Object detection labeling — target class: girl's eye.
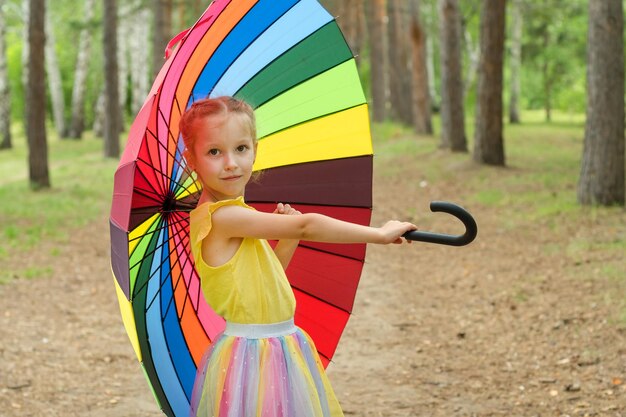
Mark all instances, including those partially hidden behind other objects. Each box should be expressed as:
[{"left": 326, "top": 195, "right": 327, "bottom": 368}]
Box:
[
  {"left": 208, "top": 149, "right": 219, "bottom": 156},
  {"left": 236, "top": 145, "right": 249, "bottom": 152}
]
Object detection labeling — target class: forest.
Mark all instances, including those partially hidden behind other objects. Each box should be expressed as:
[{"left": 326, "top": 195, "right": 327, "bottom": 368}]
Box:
[
  {"left": 0, "top": 0, "right": 623, "bottom": 205},
  {"left": 1, "top": 2, "right": 625, "bottom": 415}
]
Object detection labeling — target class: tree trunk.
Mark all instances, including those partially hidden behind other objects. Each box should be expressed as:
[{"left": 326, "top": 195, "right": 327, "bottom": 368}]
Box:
[
  {"left": 45, "top": 3, "right": 66, "bottom": 138},
  {"left": 27, "top": 0, "right": 50, "bottom": 188},
  {"left": 92, "top": 88, "right": 105, "bottom": 137},
  {"left": 508, "top": 0, "right": 522, "bottom": 124},
  {"left": 0, "top": 0, "right": 11, "bottom": 150},
  {"left": 117, "top": 2, "right": 129, "bottom": 115},
  {"left": 340, "top": 0, "right": 367, "bottom": 67},
  {"left": 368, "top": 0, "right": 387, "bottom": 122},
  {"left": 387, "top": 0, "right": 412, "bottom": 125},
  {"left": 152, "top": 0, "right": 172, "bottom": 78},
  {"left": 439, "top": 0, "right": 466, "bottom": 151},
  {"left": 68, "top": 0, "right": 96, "bottom": 139},
  {"left": 355, "top": 0, "right": 366, "bottom": 68},
  {"left": 337, "top": 0, "right": 353, "bottom": 42},
  {"left": 463, "top": 27, "right": 480, "bottom": 100},
  {"left": 104, "top": 0, "right": 121, "bottom": 158},
  {"left": 129, "top": 4, "right": 151, "bottom": 115},
  {"left": 426, "top": 28, "right": 438, "bottom": 110},
  {"left": 410, "top": 0, "right": 432, "bottom": 134},
  {"left": 473, "top": 0, "right": 505, "bottom": 165},
  {"left": 578, "top": 0, "right": 625, "bottom": 206},
  {"left": 21, "top": 0, "right": 29, "bottom": 114}
]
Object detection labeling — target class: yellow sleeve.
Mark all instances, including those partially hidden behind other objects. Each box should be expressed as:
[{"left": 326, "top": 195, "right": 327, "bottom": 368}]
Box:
[{"left": 189, "top": 196, "right": 253, "bottom": 253}]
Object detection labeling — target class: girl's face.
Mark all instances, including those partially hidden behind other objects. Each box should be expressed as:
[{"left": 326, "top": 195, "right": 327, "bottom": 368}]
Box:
[{"left": 186, "top": 113, "right": 257, "bottom": 201}]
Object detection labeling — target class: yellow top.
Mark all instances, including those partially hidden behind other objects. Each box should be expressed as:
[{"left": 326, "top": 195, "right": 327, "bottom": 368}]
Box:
[{"left": 189, "top": 197, "right": 296, "bottom": 324}]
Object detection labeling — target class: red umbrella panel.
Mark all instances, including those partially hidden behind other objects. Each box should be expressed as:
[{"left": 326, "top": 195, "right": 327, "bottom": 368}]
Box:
[{"left": 109, "top": 1, "right": 372, "bottom": 416}]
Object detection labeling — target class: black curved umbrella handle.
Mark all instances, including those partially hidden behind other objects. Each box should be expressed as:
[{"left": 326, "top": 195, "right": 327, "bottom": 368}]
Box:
[{"left": 402, "top": 201, "right": 477, "bottom": 246}]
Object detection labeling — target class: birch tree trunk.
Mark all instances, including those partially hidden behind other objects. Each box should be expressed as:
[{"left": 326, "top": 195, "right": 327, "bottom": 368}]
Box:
[
  {"left": 578, "top": 0, "right": 625, "bottom": 206},
  {"left": 45, "top": 2, "right": 66, "bottom": 138},
  {"left": 27, "top": 0, "right": 50, "bottom": 188},
  {"left": 0, "top": 0, "right": 11, "bottom": 150},
  {"left": 129, "top": 5, "right": 151, "bottom": 115},
  {"left": 368, "top": 0, "right": 387, "bottom": 122},
  {"left": 104, "top": 0, "right": 121, "bottom": 158},
  {"left": 463, "top": 30, "right": 480, "bottom": 99},
  {"left": 426, "top": 28, "right": 438, "bottom": 109},
  {"left": 92, "top": 89, "right": 105, "bottom": 137},
  {"left": 21, "top": 0, "right": 29, "bottom": 109},
  {"left": 508, "top": 0, "right": 522, "bottom": 124},
  {"left": 117, "top": 2, "right": 129, "bottom": 115},
  {"left": 473, "top": 0, "right": 505, "bottom": 165},
  {"left": 410, "top": 0, "right": 432, "bottom": 134},
  {"left": 438, "top": 0, "right": 466, "bottom": 151},
  {"left": 68, "top": 0, "right": 95, "bottom": 139}
]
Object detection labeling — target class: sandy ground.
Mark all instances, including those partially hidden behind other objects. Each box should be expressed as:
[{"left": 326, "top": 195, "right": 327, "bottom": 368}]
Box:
[{"left": 1, "top": 155, "right": 625, "bottom": 417}]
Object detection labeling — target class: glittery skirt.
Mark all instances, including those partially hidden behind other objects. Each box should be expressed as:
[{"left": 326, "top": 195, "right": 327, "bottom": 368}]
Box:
[{"left": 189, "top": 319, "right": 344, "bottom": 417}]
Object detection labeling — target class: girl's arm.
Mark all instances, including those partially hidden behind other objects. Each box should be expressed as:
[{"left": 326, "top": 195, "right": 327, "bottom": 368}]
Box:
[
  {"left": 272, "top": 203, "right": 301, "bottom": 270},
  {"left": 211, "top": 204, "right": 417, "bottom": 245}
]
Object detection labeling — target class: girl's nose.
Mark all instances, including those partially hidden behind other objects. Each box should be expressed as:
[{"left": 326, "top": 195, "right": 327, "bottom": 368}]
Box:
[{"left": 223, "top": 153, "right": 238, "bottom": 170}]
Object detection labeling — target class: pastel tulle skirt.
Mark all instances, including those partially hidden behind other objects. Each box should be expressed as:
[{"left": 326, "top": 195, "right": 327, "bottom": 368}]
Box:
[{"left": 189, "top": 319, "right": 344, "bottom": 417}]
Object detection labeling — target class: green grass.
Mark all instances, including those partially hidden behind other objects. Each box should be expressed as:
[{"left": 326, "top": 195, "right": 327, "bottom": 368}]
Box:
[{"left": 0, "top": 123, "right": 118, "bottom": 264}]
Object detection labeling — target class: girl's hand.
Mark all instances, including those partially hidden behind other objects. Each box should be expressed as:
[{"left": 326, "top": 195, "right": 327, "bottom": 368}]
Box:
[
  {"left": 273, "top": 202, "right": 301, "bottom": 216},
  {"left": 272, "top": 203, "right": 301, "bottom": 269},
  {"left": 379, "top": 220, "right": 417, "bottom": 244}
]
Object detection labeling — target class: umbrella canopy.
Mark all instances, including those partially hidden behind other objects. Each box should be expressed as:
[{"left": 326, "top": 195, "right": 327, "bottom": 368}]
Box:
[{"left": 109, "top": 1, "right": 372, "bottom": 416}]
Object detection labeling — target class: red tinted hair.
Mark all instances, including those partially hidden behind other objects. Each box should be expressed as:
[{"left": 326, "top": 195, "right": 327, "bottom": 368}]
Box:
[{"left": 179, "top": 96, "right": 256, "bottom": 151}]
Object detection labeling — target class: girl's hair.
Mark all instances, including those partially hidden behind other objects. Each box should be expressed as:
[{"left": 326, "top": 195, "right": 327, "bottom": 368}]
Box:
[{"left": 179, "top": 96, "right": 256, "bottom": 151}]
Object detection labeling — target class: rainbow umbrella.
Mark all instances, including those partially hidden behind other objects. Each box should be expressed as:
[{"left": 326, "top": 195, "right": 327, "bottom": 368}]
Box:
[{"left": 109, "top": 1, "right": 372, "bottom": 416}]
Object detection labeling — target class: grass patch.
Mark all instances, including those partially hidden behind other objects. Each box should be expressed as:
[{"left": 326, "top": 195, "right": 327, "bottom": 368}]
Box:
[{"left": 0, "top": 125, "right": 118, "bottom": 266}]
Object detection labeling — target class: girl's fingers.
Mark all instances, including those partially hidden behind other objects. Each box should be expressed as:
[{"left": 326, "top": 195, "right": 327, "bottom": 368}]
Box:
[{"left": 274, "top": 202, "right": 300, "bottom": 215}]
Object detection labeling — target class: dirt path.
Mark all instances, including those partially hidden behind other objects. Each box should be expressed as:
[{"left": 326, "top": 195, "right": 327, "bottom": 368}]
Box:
[{"left": 1, "top": 157, "right": 625, "bottom": 416}]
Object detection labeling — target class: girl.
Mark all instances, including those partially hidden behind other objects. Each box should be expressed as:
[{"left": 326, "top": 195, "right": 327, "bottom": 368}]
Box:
[{"left": 181, "top": 96, "right": 416, "bottom": 417}]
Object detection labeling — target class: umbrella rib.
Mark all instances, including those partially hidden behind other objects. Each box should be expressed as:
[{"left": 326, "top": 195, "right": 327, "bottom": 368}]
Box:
[
  {"left": 129, "top": 216, "right": 190, "bottom": 265},
  {"left": 137, "top": 148, "right": 198, "bottom": 203},
  {"left": 164, "top": 98, "right": 199, "bottom": 197},
  {"left": 133, "top": 186, "right": 168, "bottom": 206},
  {"left": 164, "top": 214, "right": 208, "bottom": 337},
  {"left": 134, "top": 213, "right": 191, "bottom": 297},
  {"left": 132, "top": 159, "right": 169, "bottom": 202},
  {"left": 140, "top": 222, "right": 201, "bottom": 346},
  {"left": 159, "top": 101, "right": 187, "bottom": 195},
  {"left": 161, "top": 219, "right": 199, "bottom": 324},
  {"left": 135, "top": 215, "right": 211, "bottom": 395},
  {"left": 136, "top": 217, "right": 192, "bottom": 309},
  {"left": 143, "top": 102, "right": 197, "bottom": 199}
]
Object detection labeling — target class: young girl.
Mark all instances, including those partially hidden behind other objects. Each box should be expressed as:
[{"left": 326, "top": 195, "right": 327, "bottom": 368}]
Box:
[{"left": 181, "top": 96, "right": 416, "bottom": 417}]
